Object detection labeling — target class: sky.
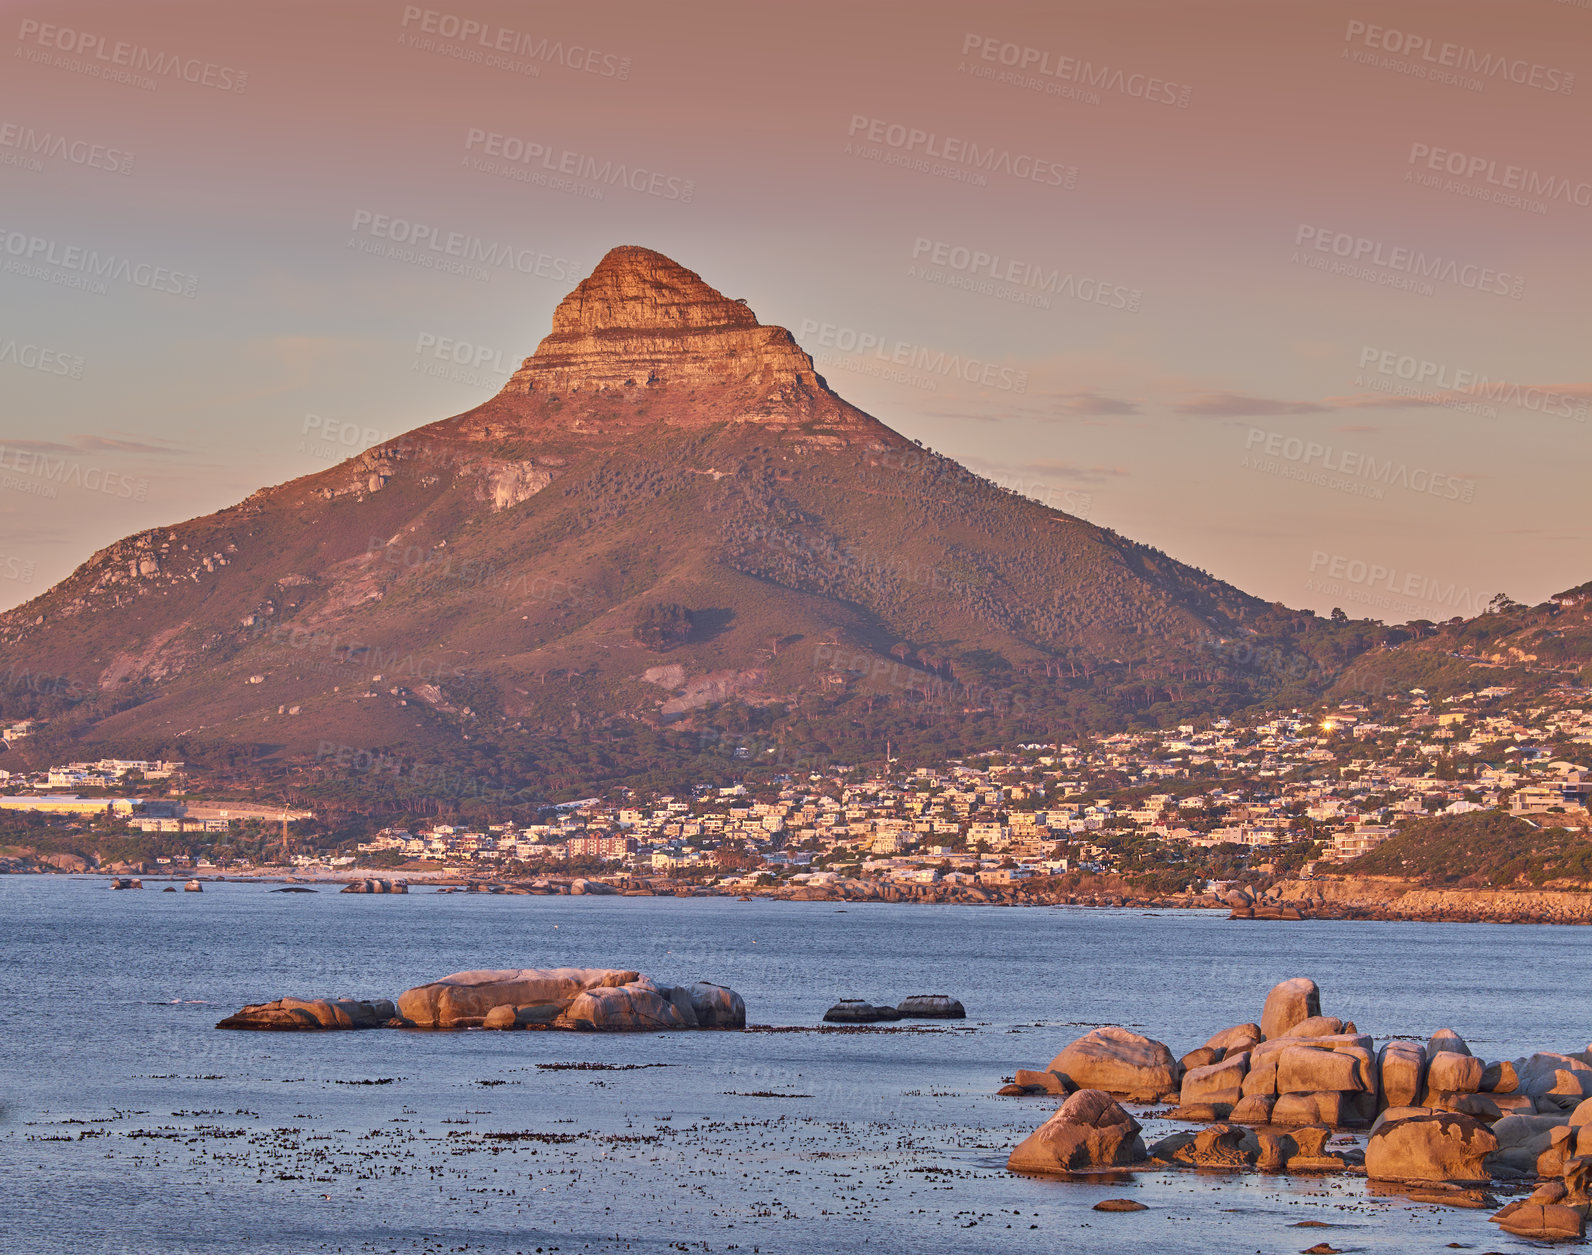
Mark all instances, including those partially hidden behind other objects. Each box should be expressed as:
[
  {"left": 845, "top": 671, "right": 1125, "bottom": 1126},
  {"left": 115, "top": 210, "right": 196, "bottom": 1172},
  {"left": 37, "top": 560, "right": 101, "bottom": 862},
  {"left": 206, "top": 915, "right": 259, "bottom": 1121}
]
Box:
[{"left": 1, "top": 0, "right": 1588, "bottom": 623}]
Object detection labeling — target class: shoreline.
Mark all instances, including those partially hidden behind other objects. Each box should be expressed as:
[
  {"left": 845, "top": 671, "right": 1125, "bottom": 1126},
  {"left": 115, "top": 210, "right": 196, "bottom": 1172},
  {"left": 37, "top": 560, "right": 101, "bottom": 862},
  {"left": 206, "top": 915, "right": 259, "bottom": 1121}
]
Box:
[{"left": 20, "top": 866, "right": 1592, "bottom": 925}]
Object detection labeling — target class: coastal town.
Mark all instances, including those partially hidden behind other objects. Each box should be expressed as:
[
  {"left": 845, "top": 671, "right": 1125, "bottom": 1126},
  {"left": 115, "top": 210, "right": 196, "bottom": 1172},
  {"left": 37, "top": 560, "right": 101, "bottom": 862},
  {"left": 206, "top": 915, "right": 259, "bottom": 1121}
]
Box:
[{"left": 3, "top": 682, "right": 1588, "bottom": 897}]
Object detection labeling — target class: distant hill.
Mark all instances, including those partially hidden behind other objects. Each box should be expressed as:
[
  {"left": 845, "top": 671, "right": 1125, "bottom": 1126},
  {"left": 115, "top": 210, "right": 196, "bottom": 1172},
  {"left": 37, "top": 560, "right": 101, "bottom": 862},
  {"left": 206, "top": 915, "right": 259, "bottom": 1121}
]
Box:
[
  {"left": 1345, "top": 810, "right": 1592, "bottom": 888},
  {"left": 1331, "top": 586, "right": 1592, "bottom": 703}
]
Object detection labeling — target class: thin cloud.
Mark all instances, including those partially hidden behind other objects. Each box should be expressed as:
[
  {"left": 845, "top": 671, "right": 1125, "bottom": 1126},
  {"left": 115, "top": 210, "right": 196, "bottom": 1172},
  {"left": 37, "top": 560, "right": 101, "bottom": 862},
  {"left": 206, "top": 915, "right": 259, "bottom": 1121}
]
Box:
[
  {"left": 1327, "top": 382, "right": 1592, "bottom": 417},
  {"left": 966, "top": 456, "right": 1129, "bottom": 485},
  {"left": 1175, "top": 391, "right": 1330, "bottom": 417},
  {"left": 0, "top": 433, "right": 187, "bottom": 456},
  {"left": 924, "top": 388, "right": 1140, "bottom": 424},
  {"left": 1052, "top": 390, "right": 1139, "bottom": 416}
]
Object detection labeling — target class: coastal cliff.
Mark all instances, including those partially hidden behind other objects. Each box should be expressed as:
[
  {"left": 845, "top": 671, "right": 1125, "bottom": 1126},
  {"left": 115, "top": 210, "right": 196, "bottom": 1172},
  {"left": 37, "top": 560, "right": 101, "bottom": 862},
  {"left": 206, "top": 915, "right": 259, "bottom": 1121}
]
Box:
[{"left": 1266, "top": 876, "right": 1592, "bottom": 925}]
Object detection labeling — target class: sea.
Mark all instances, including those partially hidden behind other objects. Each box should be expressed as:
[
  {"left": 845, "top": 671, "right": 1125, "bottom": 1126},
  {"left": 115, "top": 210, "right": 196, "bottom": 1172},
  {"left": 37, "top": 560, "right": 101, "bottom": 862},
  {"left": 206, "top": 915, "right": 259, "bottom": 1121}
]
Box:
[{"left": 1, "top": 874, "right": 1587, "bottom": 1254}]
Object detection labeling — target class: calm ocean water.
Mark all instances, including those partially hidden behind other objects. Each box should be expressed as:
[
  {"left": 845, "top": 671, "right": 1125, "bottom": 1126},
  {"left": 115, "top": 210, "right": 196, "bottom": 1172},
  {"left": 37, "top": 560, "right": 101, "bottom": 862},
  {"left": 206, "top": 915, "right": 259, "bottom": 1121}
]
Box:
[{"left": 2, "top": 875, "right": 1587, "bottom": 1253}]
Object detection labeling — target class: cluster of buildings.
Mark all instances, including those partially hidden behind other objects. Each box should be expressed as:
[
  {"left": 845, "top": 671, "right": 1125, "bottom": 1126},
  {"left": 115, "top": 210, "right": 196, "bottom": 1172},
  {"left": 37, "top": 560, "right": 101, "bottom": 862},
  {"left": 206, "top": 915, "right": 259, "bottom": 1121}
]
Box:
[
  {"left": 0, "top": 757, "right": 183, "bottom": 790},
  {"left": 0, "top": 758, "right": 191, "bottom": 822},
  {"left": 350, "top": 683, "right": 1592, "bottom": 884},
  {"left": 4, "top": 681, "right": 1588, "bottom": 885},
  {"left": 0, "top": 757, "right": 312, "bottom": 832}
]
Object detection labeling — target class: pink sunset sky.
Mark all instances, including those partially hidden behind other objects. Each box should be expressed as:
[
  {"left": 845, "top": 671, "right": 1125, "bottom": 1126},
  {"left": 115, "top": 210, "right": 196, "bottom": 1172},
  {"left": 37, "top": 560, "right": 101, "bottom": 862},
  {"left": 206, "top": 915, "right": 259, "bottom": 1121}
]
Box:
[{"left": 1, "top": 0, "right": 1588, "bottom": 621}]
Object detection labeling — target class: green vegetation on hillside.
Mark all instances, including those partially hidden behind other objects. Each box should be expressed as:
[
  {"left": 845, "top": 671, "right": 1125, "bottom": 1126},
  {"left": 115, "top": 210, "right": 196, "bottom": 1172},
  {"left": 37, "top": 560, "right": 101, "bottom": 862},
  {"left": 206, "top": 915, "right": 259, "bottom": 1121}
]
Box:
[{"left": 1345, "top": 810, "right": 1592, "bottom": 888}]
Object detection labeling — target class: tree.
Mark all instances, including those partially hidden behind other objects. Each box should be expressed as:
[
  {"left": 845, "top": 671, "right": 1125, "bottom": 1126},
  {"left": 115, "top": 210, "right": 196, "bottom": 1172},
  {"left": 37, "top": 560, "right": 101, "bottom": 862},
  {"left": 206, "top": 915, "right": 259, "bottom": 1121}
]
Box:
[
  {"left": 1330, "top": 607, "right": 1348, "bottom": 623},
  {"left": 633, "top": 602, "right": 694, "bottom": 651}
]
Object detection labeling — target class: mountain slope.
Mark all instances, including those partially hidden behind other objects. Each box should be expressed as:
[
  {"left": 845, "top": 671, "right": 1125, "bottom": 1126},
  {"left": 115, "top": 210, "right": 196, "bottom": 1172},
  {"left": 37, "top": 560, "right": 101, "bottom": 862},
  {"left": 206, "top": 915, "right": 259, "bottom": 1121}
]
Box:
[
  {"left": 1331, "top": 584, "right": 1592, "bottom": 702},
  {"left": 0, "top": 246, "right": 1338, "bottom": 782}
]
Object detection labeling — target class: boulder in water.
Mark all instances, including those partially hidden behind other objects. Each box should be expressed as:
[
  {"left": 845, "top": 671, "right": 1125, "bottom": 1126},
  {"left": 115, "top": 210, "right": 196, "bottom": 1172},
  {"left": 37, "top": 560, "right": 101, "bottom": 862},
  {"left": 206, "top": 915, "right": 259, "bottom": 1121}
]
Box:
[
  {"left": 1178, "top": 1052, "right": 1249, "bottom": 1115},
  {"left": 1379, "top": 1040, "right": 1428, "bottom": 1108},
  {"left": 558, "top": 981, "right": 694, "bottom": 1031},
  {"left": 482, "top": 1004, "right": 518, "bottom": 1029},
  {"left": 1177, "top": 1123, "right": 1260, "bottom": 1170},
  {"left": 1014, "top": 1069, "right": 1072, "bottom": 1095},
  {"left": 1273, "top": 1091, "right": 1350, "bottom": 1127},
  {"left": 1513, "top": 1053, "right": 1592, "bottom": 1108},
  {"left": 1277, "top": 1045, "right": 1365, "bottom": 1095},
  {"left": 225, "top": 967, "right": 743, "bottom": 1034},
  {"left": 1428, "top": 1051, "right": 1485, "bottom": 1096},
  {"left": 1366, "top": 1111, "right": 1498, "bottom": 1184},
  {"left": 1229, "top": 1092, "right": 1276, "bottom": 1124},
  {"left": 1006, "top": 1089, "right": 1147, "bottom": 1173},
  {"left": 1046, "top": 1027, "right": 1181, "bottom": 1102},
  {"left": 689, "top": 981, "right": 746, "bottom": 1029},
  {"left": 1260, "top": 978, "right": 1320, "bottom": 1040}
]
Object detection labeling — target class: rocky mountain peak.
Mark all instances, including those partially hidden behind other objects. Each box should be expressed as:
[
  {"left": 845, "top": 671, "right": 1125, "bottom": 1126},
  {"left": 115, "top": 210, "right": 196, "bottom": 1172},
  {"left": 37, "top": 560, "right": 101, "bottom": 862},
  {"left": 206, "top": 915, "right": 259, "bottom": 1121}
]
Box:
[
  {"left": 549, "top": 245, "right": 759, "bottom": 335},
  {"left": 503, "top": 246, "right": 833, "bottom": 408}
]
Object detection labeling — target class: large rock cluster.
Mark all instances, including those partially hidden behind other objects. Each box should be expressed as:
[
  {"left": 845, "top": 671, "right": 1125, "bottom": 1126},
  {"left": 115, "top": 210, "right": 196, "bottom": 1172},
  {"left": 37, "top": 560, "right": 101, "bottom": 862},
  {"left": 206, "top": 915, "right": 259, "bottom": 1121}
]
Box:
[
  {"left": 217, "top": 967, "right": 745, "bottom": 1033},
  {"left": 1004, "top": 976, "right": 1592, "bottom": 1240}
]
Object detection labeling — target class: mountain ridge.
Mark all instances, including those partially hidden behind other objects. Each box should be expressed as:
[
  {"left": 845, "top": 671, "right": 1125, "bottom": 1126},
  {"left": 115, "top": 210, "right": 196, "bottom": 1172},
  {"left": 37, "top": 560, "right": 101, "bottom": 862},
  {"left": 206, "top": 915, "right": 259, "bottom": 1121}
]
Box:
[{"left": 0, "top": 246, "right": 1390, "bottom": 788}]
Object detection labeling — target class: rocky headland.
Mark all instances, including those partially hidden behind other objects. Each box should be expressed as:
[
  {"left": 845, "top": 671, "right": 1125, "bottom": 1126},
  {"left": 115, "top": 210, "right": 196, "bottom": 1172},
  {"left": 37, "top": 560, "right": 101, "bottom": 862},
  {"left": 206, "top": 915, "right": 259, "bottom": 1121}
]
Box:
[
  {"left": 32, "top": 862, "right": 1592, "bottom": 926},
  {"left": 1261, "top": 875, "right": 1592, "bottom": 924},
  {"left": 414, "top": 871, "right": 1592, "bottom": 925}
]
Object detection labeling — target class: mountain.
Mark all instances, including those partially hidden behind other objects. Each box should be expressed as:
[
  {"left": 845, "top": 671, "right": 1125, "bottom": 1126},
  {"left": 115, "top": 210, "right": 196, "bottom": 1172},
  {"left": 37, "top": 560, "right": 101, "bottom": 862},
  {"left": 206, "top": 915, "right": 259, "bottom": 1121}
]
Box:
[{"left": 0, "top": 246, "right": 1349, "bottom": 795}]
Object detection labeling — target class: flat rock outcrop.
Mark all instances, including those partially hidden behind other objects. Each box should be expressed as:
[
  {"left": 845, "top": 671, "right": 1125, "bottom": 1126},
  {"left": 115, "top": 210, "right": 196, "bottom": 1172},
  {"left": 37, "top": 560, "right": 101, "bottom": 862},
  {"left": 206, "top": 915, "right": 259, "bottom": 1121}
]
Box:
[
  {"left": 823, "top": 1000, "right": 901, "bottom": 1023},
  {"left": 1491, "top": 1199, "right": 1586, "bottom": 1241},
  {"left": 217, "top": 996, "right": 395, "bottom": 1031},
  {"left": 897, "top": 994, "right": 965, "bottom": 1019}
]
